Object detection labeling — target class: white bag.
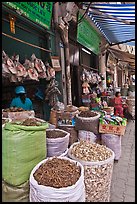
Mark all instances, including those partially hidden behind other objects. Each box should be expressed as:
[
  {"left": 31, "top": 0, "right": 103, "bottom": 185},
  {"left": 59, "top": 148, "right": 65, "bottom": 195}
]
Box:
[
  {"left": 60, "top": 148, "right": 68, "bottom": 157},
  {"left": 78, "top": 130, "right": 96, "bottom": 143},
  {"left": 68, "top": 142, "right": 115, "bottom": 202},
  {"left": 101, "top": 134, "right": 121, "bottom": 160},
  {"left": 29, "top": 157, "right": 85, "bottom": 202},
  {"left": 46, "top": 129, "right": 70, "bottom": 157}
]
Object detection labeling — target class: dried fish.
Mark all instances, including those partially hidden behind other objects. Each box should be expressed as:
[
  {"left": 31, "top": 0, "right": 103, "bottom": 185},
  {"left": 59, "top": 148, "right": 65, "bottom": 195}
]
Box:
[
  {"left": 28, "top": 68, "right": 39, "bottom": 81},
  {"left": 38, "top": 71, "right": 47, "bottom": 79},
  {"left": 12, "top": 55, "right": 28, "bottom": 77},
  {"left": 9, "top": 75, "right": 18, "bottom": 82},
  {"left": 31, "top": 54, "right": 46, "bottom": 73}
]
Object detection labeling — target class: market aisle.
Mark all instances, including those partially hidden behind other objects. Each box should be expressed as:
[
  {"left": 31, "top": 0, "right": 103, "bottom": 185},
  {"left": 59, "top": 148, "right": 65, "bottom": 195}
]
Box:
[{"left": 110, "top": 120, "right": 135, "bottom": 202}]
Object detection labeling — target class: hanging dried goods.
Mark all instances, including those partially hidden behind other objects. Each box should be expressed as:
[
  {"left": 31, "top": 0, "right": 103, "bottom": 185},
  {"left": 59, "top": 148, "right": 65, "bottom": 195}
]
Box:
[{"left": 2, "top": 51, "right": 55, "bottom": 82}]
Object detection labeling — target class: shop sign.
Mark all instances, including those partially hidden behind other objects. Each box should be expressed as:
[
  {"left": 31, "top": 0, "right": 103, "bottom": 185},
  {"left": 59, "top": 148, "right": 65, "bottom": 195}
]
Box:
[
  {"left": 3, "top": 2, "right": 53, "bottom": 30},
  {"left": 51, "top": 56, "right": 61, "bottom": 71},
  {"left": 77, "top": 12, "right": 101, "bottom": 55}
]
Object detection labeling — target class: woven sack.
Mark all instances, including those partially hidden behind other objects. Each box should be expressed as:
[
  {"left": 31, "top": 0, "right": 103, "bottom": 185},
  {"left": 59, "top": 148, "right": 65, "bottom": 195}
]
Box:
[
  {"left": 2, "top": 121, "right": 49, "bottom": 186},
  {"left": 75, "top": 112, "right": 100, "bottom": 134},
  {"left": 2, "top": 180, "right": 29, "bottom": 202}
]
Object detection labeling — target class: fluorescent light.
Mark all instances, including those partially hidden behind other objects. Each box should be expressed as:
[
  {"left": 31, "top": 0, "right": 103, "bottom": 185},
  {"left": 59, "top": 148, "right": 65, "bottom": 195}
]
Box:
[{"left": 82, "top": 48, "right": 91, "bottom": 55}]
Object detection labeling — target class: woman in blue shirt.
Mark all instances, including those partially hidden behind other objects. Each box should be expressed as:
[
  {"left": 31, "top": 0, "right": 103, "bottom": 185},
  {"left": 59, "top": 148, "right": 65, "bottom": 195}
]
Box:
[{"left": 10, "top": 86, "right": 33, "bottom": 111}]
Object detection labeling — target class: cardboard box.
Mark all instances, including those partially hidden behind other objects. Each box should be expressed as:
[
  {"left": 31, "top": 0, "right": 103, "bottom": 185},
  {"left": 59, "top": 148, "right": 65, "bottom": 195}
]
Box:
[{"left": 99, "top": 123, "right": 126, "bottom": 136}]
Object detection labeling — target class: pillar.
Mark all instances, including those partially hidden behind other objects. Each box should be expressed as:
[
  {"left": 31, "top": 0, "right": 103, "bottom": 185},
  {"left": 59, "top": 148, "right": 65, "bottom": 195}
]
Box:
[{"left": 99, "top": 53, "right": 106, "bottom": 89}]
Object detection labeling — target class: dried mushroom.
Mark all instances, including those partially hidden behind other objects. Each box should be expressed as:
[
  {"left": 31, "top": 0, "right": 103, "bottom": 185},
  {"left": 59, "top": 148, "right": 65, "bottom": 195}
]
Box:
[
  {"left": 70, "top": 141, "right": 114, "bottom": 202},
  {"left": 71, "top": 141, "right": 112, "bottom": 162}
]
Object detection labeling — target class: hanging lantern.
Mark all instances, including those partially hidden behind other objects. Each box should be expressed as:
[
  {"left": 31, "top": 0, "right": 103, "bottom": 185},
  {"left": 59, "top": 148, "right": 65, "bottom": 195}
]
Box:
[{"left": 9, "top": 15, "right": 16, "bottom": 34}]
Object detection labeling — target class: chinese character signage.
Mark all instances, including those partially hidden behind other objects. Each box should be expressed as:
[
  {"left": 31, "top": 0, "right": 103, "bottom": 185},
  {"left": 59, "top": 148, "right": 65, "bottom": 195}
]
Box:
[
  {"left": 77, "top": 12, "right": 101, "bottom": 55},
  {"left": 3, "top": 2, "right": 53, "bottom": 30}
]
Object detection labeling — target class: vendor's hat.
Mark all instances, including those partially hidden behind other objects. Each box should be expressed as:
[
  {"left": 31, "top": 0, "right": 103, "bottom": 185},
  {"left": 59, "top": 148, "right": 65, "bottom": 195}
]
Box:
[{"left": 15, "top": 86, "right": 26, "bottom": 94}]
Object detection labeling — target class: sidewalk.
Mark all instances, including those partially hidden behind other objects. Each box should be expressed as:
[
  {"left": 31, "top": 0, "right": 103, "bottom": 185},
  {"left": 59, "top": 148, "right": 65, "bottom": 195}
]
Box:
[{"left": 110, "top": 120, "right": 135, "bottom": 202}]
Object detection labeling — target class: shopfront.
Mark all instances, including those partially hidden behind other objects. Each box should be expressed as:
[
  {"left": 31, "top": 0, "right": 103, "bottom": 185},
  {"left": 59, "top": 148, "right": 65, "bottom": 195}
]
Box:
[
  {"left": 2, "top": 2, "right": 62, "bottom": 120},
  {"left": 69, "top": 12, "right": 101, "bottom": 107}
]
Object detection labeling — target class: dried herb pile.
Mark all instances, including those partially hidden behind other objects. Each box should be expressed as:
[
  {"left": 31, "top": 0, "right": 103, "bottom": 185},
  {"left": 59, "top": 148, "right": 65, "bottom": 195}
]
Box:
[
  {"left": 33, "top": 157, "right": 81, "bottom": 188},
  {"left": 46, "top": 130, "right": 66, "bottom": 139},
  {"left": 79, "top": 111, "right": 98, "bottom": 118},
  {"left": 20, "top": 118, "right": 44, "bottom": 126}
]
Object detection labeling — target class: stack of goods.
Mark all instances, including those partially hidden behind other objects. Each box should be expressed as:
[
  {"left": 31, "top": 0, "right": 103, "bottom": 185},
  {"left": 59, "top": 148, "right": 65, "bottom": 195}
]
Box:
[
  {"left": 29, "top": 157, "right": 85, "bottom": 202},
  {"left": 126, "top": 97, "right": 135, "bottom": 119},
  {"left": 46, "top": 129, "right": 70, "bottom": 157},
  {"left": 99, "top": 115, "right": 127, "bottom": 136},
  {"left": 75, "top": 110, "right": 100, "bottom": 135},
  {"left": 2, "top": 107, "right": 35, "bottom": 121},
  {"left": 2, "top": 118, "right": 49, "bottom": 202},
  {"left": 68, "top": 141, "right": 115, "bottom": 202},
  {"left": 57, "top": 105, "right": 79, "bottom": 126},
  {"left": 50, "top": 105, "right": 79, "bottom": 146},
  {"left": 49, "top": 104, "right": 78, "bottom": 126}
]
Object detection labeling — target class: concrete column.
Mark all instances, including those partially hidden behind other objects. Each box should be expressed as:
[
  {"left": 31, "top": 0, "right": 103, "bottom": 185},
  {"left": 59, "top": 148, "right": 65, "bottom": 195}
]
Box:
[
  {"left": 99, "top": 53, "right": 106, "bottom": 89},
  {"left": 114, "top": 65, "right": 118, "bottom": 87}
]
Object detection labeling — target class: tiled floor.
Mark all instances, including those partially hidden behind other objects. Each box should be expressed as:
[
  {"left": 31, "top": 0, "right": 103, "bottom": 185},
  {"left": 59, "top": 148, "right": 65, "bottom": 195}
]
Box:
[{"left": 110, "top": 120, "right": 135, "bottom": 202}]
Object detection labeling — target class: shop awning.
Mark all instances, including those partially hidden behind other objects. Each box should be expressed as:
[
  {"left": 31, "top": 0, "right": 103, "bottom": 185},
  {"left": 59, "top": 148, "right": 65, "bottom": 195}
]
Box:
[
  {"left": 83, "top": 3, "right": 135, "bottom": 46},
  {"left": 108, "top": 47, "right": 135, "bottom": 69}
]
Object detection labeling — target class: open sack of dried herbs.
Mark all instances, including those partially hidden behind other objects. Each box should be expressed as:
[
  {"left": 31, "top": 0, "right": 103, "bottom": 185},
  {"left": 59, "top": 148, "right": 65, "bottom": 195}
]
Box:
[{"left": 29, "top": 157, "right": 85, "bottom": 202}]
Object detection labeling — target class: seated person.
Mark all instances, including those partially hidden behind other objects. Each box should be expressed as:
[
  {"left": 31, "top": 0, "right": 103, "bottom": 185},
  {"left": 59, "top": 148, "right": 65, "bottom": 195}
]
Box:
[
  {"left": 10, "top": 86, "right": 33, "bottom": 111},
  {"left": 114, "top": 92, "right": 125, "bottom": 117}
]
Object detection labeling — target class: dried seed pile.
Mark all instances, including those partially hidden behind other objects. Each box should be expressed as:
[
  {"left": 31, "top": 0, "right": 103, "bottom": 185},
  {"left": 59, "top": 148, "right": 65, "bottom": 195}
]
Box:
[
  {"left": 3, "top": 107, "right": 24, "bottom": 112},
  {"left": 33, "top": 157, "right": 81, "bottom": 188},
  {"left": 70, "top": 141, "right": 114, "bottom": 202},
  {"left": 20, "top": 118, "right": 44, "bottom": 126},
  {"left": 78, "top": 111, "right": 98, "bottom": 118},
  {"left": 71, "top": 141, "right": 112, "bottom": 162},
  {"left": 46, "top": 130, "right": 66, "bottom": 138}
]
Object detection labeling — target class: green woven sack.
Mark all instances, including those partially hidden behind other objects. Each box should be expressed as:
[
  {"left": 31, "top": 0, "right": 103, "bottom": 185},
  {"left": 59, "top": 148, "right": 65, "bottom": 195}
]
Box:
[
  {"left": 2, "top": 122, "right": 49, "bottom": 186},
  {"left": 2, "top": 180, "right": 29, "bottom": 202}
]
